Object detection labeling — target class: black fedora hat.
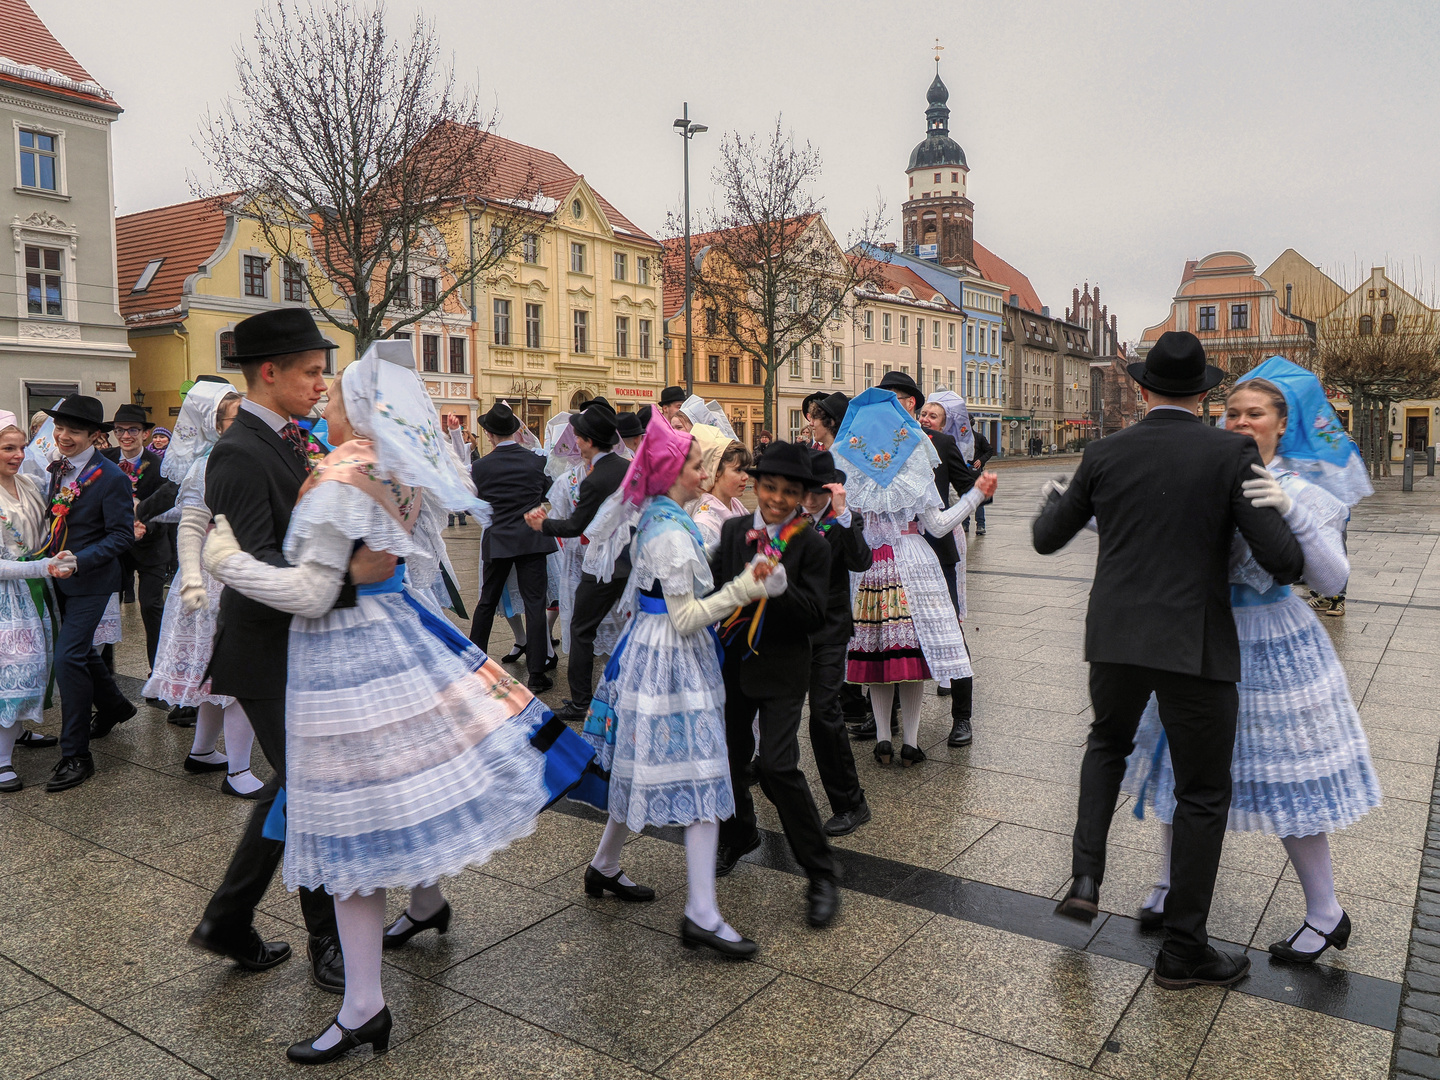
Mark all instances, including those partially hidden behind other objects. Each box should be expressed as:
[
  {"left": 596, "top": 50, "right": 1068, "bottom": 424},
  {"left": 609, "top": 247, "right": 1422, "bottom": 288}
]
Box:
[
  {"left": 801, "top": 391, "right": 827, "bottom": 418},
  {"left": 746, "top": 440, "right": 824, "bottom": 491},
  {"left": 1128, "top": 331, "right": 1225, "bottom": 396},
  {"left": 658, "top": 385, "right": 686, "bottom": 407},
  {"left": 877, "top": 369, "right": 923, "bottom": 404},
  {"left": 479, "top": 400, "right": 521, "bottom": 437},
  {"left": 808, "top": 448, "right": 846, "bottom": 486},
  {"left": 110, "top": 403, "right": 154, "bottom": 429},
  {"left": 571, "top": 400, "right": 618, "bottom": 447},
  {"left": 815, "top": 391, "right": 850, "bottom": 427},
  {"left": 46, "top": 395, "right": 111, "bottom": 432},
  {"left": 636, "top": 404, "right": 653, "bottom": 431},
  {"left": 616, "top": 411, "right": 644, "bottom": 440},
  {"left": 230, "top": 308, "right": 337, "bottom": 363}
]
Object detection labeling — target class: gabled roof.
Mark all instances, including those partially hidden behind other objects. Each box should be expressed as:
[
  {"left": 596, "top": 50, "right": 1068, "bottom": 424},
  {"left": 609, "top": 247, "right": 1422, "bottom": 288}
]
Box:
[
  {"left": 0, "top": 0, "right": 117, "bottom": 110},
  {"left": 972, "top": 242, "right": 1043, "bottom": 313},
  {"left": 851, "top": 256, "right": 960, "bottom": 312},
  {"left": 116, "top": 197, "right": 230, "bottom": 327},
  {"left": 660, "top": 214, "right": 824, "bottom": 319}
]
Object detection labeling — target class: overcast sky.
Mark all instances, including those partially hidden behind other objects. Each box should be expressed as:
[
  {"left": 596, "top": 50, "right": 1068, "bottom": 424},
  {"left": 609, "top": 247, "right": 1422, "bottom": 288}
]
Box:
[{"left": 34, "top": 0, "right": 1440, "bottom": 343}]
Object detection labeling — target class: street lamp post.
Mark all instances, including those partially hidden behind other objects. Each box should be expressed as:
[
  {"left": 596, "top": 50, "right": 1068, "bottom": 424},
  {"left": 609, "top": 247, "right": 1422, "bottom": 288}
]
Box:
[{"left": 673, "top": 105, "right": 708, "bottom": 395}]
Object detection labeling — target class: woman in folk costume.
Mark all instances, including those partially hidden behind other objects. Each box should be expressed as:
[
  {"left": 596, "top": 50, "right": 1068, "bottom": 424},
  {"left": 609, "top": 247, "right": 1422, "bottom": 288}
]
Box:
[
  {"left": 833, "top": 388, "right": 998, "bottom": 767},
  {"left": 140, "top": 379, "right": 262, "bottom": 797},
  {"left": 202, "top": 343, "right": 551, "bottom": 1064},
  {"left": 685, "top": 422, "right": 751, "bottom": 557},
  {"left": 1122, "top": 358, "right": 1380, "bottom": 964},
  {"left": 578, "top": 417, "right": 773, "bottom": 957},
  {"left": 0, "top": 418, "right": 76, "bottom": 792},
  {"left": 543, "top": 411, "right": 588, "bottom": 654}
]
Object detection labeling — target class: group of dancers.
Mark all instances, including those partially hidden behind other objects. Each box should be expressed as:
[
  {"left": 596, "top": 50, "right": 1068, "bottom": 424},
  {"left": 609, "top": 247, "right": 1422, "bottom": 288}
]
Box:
[{"left": 0, "top": 306, "right": 1385, "bottom": 1061}]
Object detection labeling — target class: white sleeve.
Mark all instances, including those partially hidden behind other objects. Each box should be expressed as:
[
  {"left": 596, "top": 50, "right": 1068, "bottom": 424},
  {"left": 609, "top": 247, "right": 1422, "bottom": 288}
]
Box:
[
  {"left": 920, "top": 487, "right": 984, "bottom": 538},
  {"left": 209, "top": 526, "right": 352, "bottom": 619},
  {"left": 663, "top": 569, "right": 768, "bottom": 637},
  {"left": 1284, "top": 499, "right": 1350, "bottom": 598}
]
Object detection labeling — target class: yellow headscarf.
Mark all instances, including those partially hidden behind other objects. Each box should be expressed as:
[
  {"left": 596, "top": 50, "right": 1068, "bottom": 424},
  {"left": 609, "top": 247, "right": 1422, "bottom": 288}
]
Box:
[{"left": 689, "top": 422, "right": 734, "bottom": 494}]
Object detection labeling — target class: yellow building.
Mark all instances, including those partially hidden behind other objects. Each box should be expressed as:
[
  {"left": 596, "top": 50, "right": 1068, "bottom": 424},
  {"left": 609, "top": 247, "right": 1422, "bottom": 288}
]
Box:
[{"left": 118, "top": 197, "right": 356, "bottom": 419}]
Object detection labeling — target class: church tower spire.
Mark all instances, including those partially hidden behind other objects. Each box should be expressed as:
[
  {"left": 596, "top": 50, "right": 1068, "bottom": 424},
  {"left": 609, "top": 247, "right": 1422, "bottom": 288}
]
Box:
[{"left": 902, "top": 52, "right": 975, "bottom": 271}]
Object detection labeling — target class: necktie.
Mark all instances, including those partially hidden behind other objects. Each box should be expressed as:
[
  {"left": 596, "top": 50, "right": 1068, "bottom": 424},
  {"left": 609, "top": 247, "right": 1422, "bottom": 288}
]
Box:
[
  {"left": 279, "top": 422, "right": 313, "bottom": 473},
  {"left": 46, "top": 459, "right": 71, "bottom": 503}
]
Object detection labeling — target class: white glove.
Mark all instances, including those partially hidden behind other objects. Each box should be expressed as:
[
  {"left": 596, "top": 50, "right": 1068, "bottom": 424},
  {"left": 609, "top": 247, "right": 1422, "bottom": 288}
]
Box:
[
  {"left": 180, "top": 582, "right": 209, "bottom": 613},
  {"left": 1241, "top": 464, "right": 1293, "bottom": 516},
  {"left": 202, "top": 514, "right": 243, "bottom": 577},
  {"left": 665, "top": 567, "right": 769, "bottom": 636},
  {"left": 751, "top": 552, "right": 788, "bottom": 597},
  {"left": 1040, "top": 476, "right": 1069, "bottom": 506},
  {"left": 51, "top": 552, "right": 78, "bottom": 575}
]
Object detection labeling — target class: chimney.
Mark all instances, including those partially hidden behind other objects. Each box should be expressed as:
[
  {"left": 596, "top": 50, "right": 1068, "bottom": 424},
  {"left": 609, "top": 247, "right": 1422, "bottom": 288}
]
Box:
[
  {"left": 1285, "top": 283, "right": 1293, "bottom": 314},
  {"left": 879, "top": 242, "right": 897, "bottom": 252}
]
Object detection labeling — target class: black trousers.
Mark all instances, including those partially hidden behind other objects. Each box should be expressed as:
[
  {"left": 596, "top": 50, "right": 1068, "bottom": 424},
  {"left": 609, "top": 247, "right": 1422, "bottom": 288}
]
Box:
[
  {"left": 808, "top": 641, "right": 864, "bottom": 815},
  {"left": 565, "top": 572, "right": 629, "bottom": 707},
  {"left": 470, "top": 553, "right": 550, "bottom": 677},
  {"left": 122, "top": 551, "right": 166, "bottom": 670},
  {"left": 54, "top": 590, "right": 131, "bottom": 759},
  {"left": 1076, "top": 662, "right": 1239, "bottom": 959},
  {"left": 720, "top": 672, "right": 836, "bottom": 881},
  {"left": 202, "top": 696, "right": 337, "bottom": 942},
  {"left": 939, "top": 561, "right": 974, "bottom": 722}
]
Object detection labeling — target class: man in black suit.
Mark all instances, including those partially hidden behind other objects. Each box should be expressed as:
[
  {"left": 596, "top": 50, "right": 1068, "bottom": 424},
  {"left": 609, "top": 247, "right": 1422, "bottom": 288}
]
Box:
[
  {"left": 1034, "top": 331, "right": 1305, "bottom": 991},
  {"left": 103, "top": 403, "right": 171, "bottom": 671},
  {"left": 711, "top": 442, "right": 839, "bottom": 928},
  {"left": 190, "top": 309, "right": 390, "bottom": 989},
  {"left": 525, "top": 400, "right": 631, "bottom": 721},
  {"left": 470, "top": 401, "right": 557, "bottom": 692},
  {"left": 656, "top": 385, "right": 686, "bottom": 425},
  {"left": 802, "top": 449, "right": 872, "bottom": 837},
  {"left": 41, "top": 396, "right": 138, "bottom": 792}
]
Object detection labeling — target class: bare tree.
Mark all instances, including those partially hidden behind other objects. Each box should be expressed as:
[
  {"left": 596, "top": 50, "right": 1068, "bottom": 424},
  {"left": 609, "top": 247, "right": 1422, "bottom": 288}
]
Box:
[
  {"left": 194, "top": 0, "right": 542, "bottom": 351},
  {"left": 1320, "top": 322, "right": 1440, "bottom": 478},
  {"left": 669, "top": 121, "right": 886, "bottom": 434}
]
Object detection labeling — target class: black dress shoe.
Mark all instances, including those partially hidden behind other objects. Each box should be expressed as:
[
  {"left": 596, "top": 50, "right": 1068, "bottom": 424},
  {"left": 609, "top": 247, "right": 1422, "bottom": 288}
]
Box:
[
  {"left": 15, "top": 729, "right": 57, "bottom": 748},
  {"left": 189, "top": 920, "right": 292, "bottom": 970},
  {"left": 499, "top": 644, "right": 526, "bottom": 664},
  {"left": 680, "top": 916, "right": 758, "bottom": 958},
  {"left": 1137, "top": 905, "right": 1165, "bottom": 932},
  {"left": 167, "top": 705, "right": 198, "bottom": 727},
  {"left": 526, "top": 673, "right": 554, "bottom": 693},
  {"left": 45, "top": 755, "right": 94, "bottom": 792},
  {"left": 1055, "top": 875, "right": 1099, "bottom": 922},
  {"left": 1154, "top": 945, "right": 1250, "bottom": 990},
  {"left": 936, "top": 684, "right": 951, "bottom": 697},
  {"left": 1268, "top": 911, "right": 1350, "bottom": 963},
  {"left": 848, "top": 716, "right": 878, "bottom": 741},
  {"left": 183, "top": 754, "right": 228, "bottom": 774},
  {"left": 543, "top": 652, "right": 558, "bottom": 671},
  {"left": 806, "top": 877, "right": 841, "bottom": 928},
  {"left": 584, "top": 865, "right": 656, "bottom": 902},
  {"left": 286, "top": 1006, "right": 392, "bottom": 1064},
  {"left": 947, "top": 717, "right": 973, "bottom": 747},
  {"left": 383, "top": 901, "right": 453, "bottom": 948},
  {"left": 743, "top": 757, "right": 761, "bottom": 787},
  {"left": 823, "top": 800, "right": 872, "bottom": 837},
  {"left": 309, "top": 934, "right": 345, "bottom": 994},
  {"left": 90, "top": 699, "right": 137, "bottom": 739},
  {"left": 716, "top": 833, "right": 762, "bottom": 877},
  {"left": 552, "top": 700, "right": 589, "bottom": 723}
]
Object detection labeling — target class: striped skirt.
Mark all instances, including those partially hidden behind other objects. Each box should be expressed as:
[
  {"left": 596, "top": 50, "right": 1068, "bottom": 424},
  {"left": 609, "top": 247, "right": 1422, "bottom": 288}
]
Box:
[{"left": 846, "top": 544, "right": 931, "bottom": 683}]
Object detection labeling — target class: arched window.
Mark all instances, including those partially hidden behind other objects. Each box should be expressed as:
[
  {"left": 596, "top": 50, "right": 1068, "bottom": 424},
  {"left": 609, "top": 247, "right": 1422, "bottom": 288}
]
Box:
[
  {"left": 569, "top": 389, "right": 592, "bottom": 410},
  {"left": 1359, "top": 314, "right": 1374, "bottom": 336},
  {"left": 1380, "top": 312, "right": 1397, "bottom": 334}
]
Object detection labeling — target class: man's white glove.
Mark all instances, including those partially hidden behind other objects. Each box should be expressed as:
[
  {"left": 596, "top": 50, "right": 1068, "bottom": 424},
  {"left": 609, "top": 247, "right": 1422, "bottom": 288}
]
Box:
[
  {"left": 202, "top": 514, "right": 243, "bottom": 577},
  {"left": 1241, "top": 464, "right": 1293, "bottom": 516},
  {"left": 751, "top": 552, "right": 788, "bottom": 597},
  {"left": 1039, "top": 476, "right": 1069, "bottom": 513}
]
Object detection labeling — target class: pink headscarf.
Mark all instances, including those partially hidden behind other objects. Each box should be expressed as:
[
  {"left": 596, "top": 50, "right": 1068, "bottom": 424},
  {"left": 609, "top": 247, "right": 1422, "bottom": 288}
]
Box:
[{"left": 620, "top": 413, "right": 693, "bottom": 505}]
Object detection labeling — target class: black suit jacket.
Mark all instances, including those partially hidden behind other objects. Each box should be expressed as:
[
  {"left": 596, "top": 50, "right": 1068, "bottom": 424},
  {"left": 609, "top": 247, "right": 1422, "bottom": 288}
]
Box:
[
  {"left": 923, "top": 429, "right": 969, "bottom": 566},
  {"left": 1032, "top": 409, "right": 1305, "bottom": 682},
  {"left": 470, "top": 443, "right": 557, "bottom": 561},
  {"left": 540, "top": 451, "right": 631, "bottom": 577},
  {"left": 811, "top": 511, "right": 872, "bottom": 645},
  {"left": 103, "top": 447, "right": 174, "bottom": 568},
  {"left": 710, "top": 513, "right": 831, "bottom": 695},
  {"left": 52, "top": 453, "right": 134, "bottom": 597}
]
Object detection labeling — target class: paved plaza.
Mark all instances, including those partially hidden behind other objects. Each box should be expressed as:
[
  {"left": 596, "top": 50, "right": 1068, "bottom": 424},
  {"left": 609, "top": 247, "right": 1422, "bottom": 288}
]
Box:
[{"left": 1, "top": 458, "right": 1437, "bottom": 1079}]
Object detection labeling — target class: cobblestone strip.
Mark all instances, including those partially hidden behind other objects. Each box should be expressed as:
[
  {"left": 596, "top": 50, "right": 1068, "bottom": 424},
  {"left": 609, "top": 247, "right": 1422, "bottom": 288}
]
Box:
[{"left": 1391, "top": 741, "right": 1440, "bottom": 1079}]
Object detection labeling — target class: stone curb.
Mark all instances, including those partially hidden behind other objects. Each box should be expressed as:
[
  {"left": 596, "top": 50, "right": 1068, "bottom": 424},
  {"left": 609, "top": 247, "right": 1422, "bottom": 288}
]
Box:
[{"left": 1392, "top": 737, "right": 1440, "bottom": 1079}]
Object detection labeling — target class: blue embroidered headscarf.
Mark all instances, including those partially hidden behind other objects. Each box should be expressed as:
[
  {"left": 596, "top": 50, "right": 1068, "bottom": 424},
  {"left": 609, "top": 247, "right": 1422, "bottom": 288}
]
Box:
[{"left": 832, "top": 387, "right": 927, "bottom": 489}]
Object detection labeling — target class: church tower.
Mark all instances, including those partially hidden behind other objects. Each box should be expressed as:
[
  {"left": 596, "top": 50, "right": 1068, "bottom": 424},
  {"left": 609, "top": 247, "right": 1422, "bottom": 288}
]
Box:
[{"left": 902, "top": 59, "right": 976, "bottom": 272}]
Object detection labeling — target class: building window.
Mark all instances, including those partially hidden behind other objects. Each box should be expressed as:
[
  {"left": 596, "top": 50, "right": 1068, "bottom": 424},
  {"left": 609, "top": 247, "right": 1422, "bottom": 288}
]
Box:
[
  {"left": 522, "top": 233, "right": 539, "bottom": 263},
  {"left": 832, "top": 345, "right": 843, "bottom": 381},
  {"left": 948, "top": 368, "right": 955, "bottom": 387},
  {"left": 573, "top": 310, "right": 589, "bottom": 352},
  {"left": 900, "top": 315, "right": 909, "bottom": 345},
  {"left": 882, "top": 312, "right": 892, "bottom": 342},
  {"left": 965, "top": 322, "right": 974, "bottom": 352},
  {"left": 933, "top": 321, "right": 941, "bottom": 349},
  {"left": 729, "top": 356, "right": 740, "bottom": 384},
  {"left": 966, "top": 368, "right": 975, "bottom": 398},
  {"left": 727, "top": 311, "right": 738, "bottom": 335},
  {"left": 449, "top": 337, "right": 466, "bottom": 374},
  {"left": 525, "top": 303, "right": 542, "bottom": 348},
  {"left": 1359, "top": 314, "right": 1374, "bottom": 336},
  {"left": 705, "top": 309, "right": 718, "bottom": 334},
  {"left": 933, "top": 172, "right": 941, "bottom": 183},
  {"left": 948, "top": 322, "right": 956, "bottom": 349},
  {"left": 638, "top": 318, "right": 652, "bottom": 359},
  {"left": 488, "top": 225, "right": 506, "bottom": 254},
  {"left": 421, "top": 334, "right": 440, "bottom": 372},
  {"left": 951, "top": 171, "right": 959, "bottom": 183},
  {"left": 219, "top": 330, "right": 239, "bottom": 371},
  {"left": 613, "top": 252, "right": 627, "bottom": 281},
  {"left": 752, "top": 358, "right": 764, "bottom": 384},
  {"left": 708, "top": 355, "right": 720, "bottom": 382},
  {"left": 570, "top": 242, "right": 586, "bottom": 273},
  {"left": 420, "top": 276, "right": 438, "bottom": 306},
  {"left": 24, "top": 246, "right": 63, "bottom": 317},
  {"left": 1381, "top": 312, "right": 1397, "bottom": 334},
  {"left": 615, "top": 315, "right": 629, "bottom": 358},
  {"left": 788, "top": 409, "right": 804, "bottom": 443},
  {"left": 493, "top": 298, "right": 512, "bottom": 345},
  {"left": 787, "top": 346, "right": 800, "bottom": 378},
  {"left": 864, "top": 362, "right": 875, "bottom": 389},
  {"left": 863, "top": 310, "right": 873, "bottom": 340},
  {"left": 17, "top": 129, "right": 58, "bottom": 191},
  {"left": 1230, "top": 303, "right": 1248, "bottom": 330},
  {"left": 991, "top": 326, "right": 999, "bottom": 355},
  {"left": 733, "top": 419, "right": 746, "bottom": 444},
  {"left": 637, "top": 256, "right": 650, "bottom": 285},
  {"left": 393, "top": 274, "right": 409, "bottom": 306},
  {"left": 243, "top": 254, "right": 267, "bottom": 298},
  {"left": 1197, "top": 305, "right": 1216, "bottom": 331},
  {"left": 281, "top": 260, "right": 305, "bottom": 302},
  {"left": 811, "top": 342, "right": 823, "bottom": 380},
  {"left": 990, "top": 372, "right": 998, "bottom": 400},
  {"left": 932, "top": 368, "right": 941, "bottom": 390}
]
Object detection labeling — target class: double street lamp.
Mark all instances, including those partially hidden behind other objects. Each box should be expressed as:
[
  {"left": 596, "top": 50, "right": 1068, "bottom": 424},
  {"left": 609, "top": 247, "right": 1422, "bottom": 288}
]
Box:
[{"left": 673, "top": 104, "right": 707, "bottom": 394}]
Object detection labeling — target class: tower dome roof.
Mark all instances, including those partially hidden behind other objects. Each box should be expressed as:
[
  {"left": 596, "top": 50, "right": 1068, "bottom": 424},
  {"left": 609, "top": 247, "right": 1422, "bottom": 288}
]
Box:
[
  {"left": 909, "top": 66, "right": 966, "bottom": 171},
  {"left": 926, "top": 72, "right": 948, "bottom": 106}
]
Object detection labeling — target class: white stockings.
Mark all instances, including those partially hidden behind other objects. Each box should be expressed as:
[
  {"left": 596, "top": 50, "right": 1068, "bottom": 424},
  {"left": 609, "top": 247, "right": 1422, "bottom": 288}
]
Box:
[
  {"left": 191, "top": 702, "right": 262, "bottom": 795},
  {"left": 684, "top": 820, "right": 740, "bottom": 942},
  {"left": 1144, "top": 823, "right": 1173, "bottom": 913},
  {"left": 311, "top": 890, "right": 387, "bottom": 1050},
  {"left": 867, "top": 682, "right": 925, "bottom": 747},
  {"left": 1281, "top": 832, "right": 1344, "bottom": 951}
]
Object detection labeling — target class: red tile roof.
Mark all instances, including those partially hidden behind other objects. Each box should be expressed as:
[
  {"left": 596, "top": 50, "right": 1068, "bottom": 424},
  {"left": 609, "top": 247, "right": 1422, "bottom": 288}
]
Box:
[
  {"left": 116, "top": 197, "right": 230, "bottom": 326},
  {"left": 862, "top": 259, "right": 958, "bottom": 307},
  {"left": 0, "top": 0, "right": 116, "bottom": 109},
  {"left": 972, "top": 242, "right": 1043, "bottom": 313},
  {"left": 660, "top": 215, "right": 822, "bottom": 319}
]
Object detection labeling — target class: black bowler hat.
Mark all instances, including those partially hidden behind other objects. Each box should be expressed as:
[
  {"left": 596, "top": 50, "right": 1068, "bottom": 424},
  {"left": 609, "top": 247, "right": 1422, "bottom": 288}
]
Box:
[
  {"left": 816, "top": 391, "right": 850, "bottom": 427},
  {"left": 877, "top": 369, "right": 923, "bottom": 404},
  {"left": 46, "top": 395, "right": 111, "bottom": 432},
  {"left": 636, "top": 404, "right": 653, "bottom": 431},
  {"left": 230, "top": 308, "right": 337, "bottom": 362},
  {"left": 658, "top": 385, "right": 686, "bottom": 406},
  {"left": 616, "top": 411, "right": 644, "bottom": 440},
  {"left": 801, "top": 391, "right": 827, "bottom": 418},
  {"left": 747, "top": 440, "right": 824, "bottom": 491},
  {"left": 1128, "top": 331, "right": 1225, "bottom": 396},
  {"left": 479, "top": 400, "right": 521, "bottom": 436},
  {"left": 571, "top": 399, "right": 618, "bottom": 447},
  {"left": 110, "top": 403, "right": 155, "bottom": 430},
  {"left": 808, "top": 448, "right": 846, "bottom": 486}
]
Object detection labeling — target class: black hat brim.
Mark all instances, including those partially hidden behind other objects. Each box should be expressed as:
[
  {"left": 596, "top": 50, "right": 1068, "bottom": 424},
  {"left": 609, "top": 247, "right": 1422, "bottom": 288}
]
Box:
[
  {"left": 746, "top": 465, "right": 825, "bottom": 492},
  {"left": 45, "top": 407, "right": 110, "bottom": 433},
  {"left": 480, "top": 416, "right": 521, "bottom": 436},
  {"left": 230, "top": 338, "right": 339, "bottom": 362},
  {"left": 1127, "top": 361, "right": 1227, "bottom": 396}
]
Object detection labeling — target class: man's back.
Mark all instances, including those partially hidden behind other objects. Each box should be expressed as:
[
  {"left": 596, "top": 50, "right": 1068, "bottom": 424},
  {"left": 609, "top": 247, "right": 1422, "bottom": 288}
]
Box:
[{"left": 471, "top": 444, "right": 556, "bottom": 560}]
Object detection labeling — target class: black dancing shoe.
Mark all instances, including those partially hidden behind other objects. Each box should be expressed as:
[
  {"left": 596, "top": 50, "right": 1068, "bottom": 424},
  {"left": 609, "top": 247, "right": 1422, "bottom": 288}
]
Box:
[
  {"left": 680, "top": 916, "right": 758, "bottom": 958},
  {"left": 1268, "top": 911, "right": 1351, "bottom": 963},
  {"left": 583, "top": 865, "right": 656, "bottom": 902},
  {"left": 499, "top": 644, "right": 526, "bottom": 664},
  {"left": 383, "top": 902, "right": 453, "bottom": 948},
  {"left": 183, "top": 754, "right": 227, "bottom": 774},
  {"left": 1154, "top": 945, "right": 1250, "bottom": 990},
  {"left": 15, "top": 729, "right": 57, "bottom": 748},
  {"left": 823, "top": 800, "right": 872, "bottom": 837},
  {"left": 0, "top": 765, "right": 21, "bottom": 793},
  {"left": 45, "top": 755, "right": 94, "bottom": 792},
  {"left": 873, "top": 740, "right": 893, "bottom": 767},
  {"left": 89, "top": 699, "right": 137, "bottom": 739},
  {"left": 286, "top": 1006, "right": 392, "bottom": 1065},
  {"left": 221, "top": 771, "right": 264, "bottom": 800},
  {"left": 1055, "top": 875, "right": 1099, "bottom": 923},
  {"left": 189, "top": 919, "right": 292, "bottom": 971},
  {"left": 936, "top": 684, "right": 951, "bottom": 697},
  {"left": 309, "top": 934, "right": 345, "bottom": 994},
  {"left": 1137, "top": 904, "right": 1165, "bottom": 933},
  {"left": 899, "top": 743, "right": 927, "bottom": 768},
  {"left": 716, "top": 833, "right": 762, "bottom": 877},
  {"left": 526, "top": 673, "right": 554, "bottom": 694},
  {"left": 543, "top": 652, "right": 559, "bottom": 672}
]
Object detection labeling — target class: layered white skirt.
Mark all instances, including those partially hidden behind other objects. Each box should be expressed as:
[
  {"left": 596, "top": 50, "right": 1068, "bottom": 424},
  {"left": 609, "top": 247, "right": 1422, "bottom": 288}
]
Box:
[
  {"left": 0, "top": 577, "right": 52, "bottom": 727},
  {"left": 93, "top": 593, "right": 121, "bottom": 646},
  {"left": 142, "top": 570, "right": 232, "bottom": 707}
]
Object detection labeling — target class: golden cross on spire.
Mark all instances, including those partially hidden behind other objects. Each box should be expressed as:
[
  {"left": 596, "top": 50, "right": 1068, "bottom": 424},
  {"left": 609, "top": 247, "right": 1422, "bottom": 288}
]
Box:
[{"left": 933, "top": 38, "right": 944, "bottom": 64}]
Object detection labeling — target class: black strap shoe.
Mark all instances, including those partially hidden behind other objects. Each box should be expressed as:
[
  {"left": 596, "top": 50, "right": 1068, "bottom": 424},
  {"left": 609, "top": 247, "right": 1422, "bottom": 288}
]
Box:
[
  {"left": 680, "top": 916, "right": 758, "bottom": 958},
  {"left": 1055, "top": 875, "right": 1099, "bottom": 922},
  {"left": 383, "top": 902, "right": 453, "bottom": 949},
  {"left": 189, "top": 919, "right": 292, "bottom": 970},
  {"left": 584, "top": 865, "right": 656, "bottom": 901},
  {"left": 716, "top": 833, "right": 762, "bottom": 877},
  {"left": 286, "top": 1006, "right": 392, "bottom": 1064},
  {"left": 806, "top": 877, "right": 841, "bottom": 928},
  {"left": 822, "top": 801, "right": 872, "bottom": 837},
  {"left": 899, "top": 744, "right": 927, "bottom": 768},
  {"left": 499, "top": 644, "right": 526, "bottom": 664},
  {"left": 1154, "top": 945, "right": 1250, "bottom": 990},
  {"left": 309, "top": 934, "right": 345, "bottom": 994},
  {"left": 45, "top": 755, "right": 94, "bottom": 793},
  {"left": 873, "top": 740, "right": 893, "bottom": 766},
  {"left": 0, "top": 765, "right": 21, "bottom": 793},
  {"left": 183, "top": 754, "right": 228, "bottom": 774},
  {"left": 1268, "top": 911, "right": 1350, "bottom": 963},
  {"left": 15, "top": 729, "right": 57, "bottom": 748}
]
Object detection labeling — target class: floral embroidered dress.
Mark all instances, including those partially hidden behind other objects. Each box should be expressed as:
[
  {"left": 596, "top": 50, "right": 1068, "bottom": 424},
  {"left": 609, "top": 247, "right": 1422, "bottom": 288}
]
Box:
[
  {"left": 0, "top": 474, "right": 55, "bottom": 725},
  {"left": 546, "top": 460, "right": 588, "bottom": 652}
]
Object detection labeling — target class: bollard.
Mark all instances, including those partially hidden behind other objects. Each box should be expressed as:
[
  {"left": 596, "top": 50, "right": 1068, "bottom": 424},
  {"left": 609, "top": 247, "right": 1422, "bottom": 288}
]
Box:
[
  {"left": 1429, "top": 445, "right": 1436, "bottom": 477},
  {"left": 1403, "top": 449, "right": 1415, "bottom": 492}
]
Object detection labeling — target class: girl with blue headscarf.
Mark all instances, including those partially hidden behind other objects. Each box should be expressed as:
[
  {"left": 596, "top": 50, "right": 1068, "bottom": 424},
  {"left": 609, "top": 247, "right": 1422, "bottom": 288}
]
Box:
[{"left": 1121, "top": 359, "right": 1380, "bottom": 965}]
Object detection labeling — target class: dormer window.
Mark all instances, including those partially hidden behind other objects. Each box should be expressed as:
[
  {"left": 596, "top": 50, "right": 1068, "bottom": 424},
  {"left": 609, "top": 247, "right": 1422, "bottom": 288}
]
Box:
[{"left": 131, "top": 259, "right": 163, "bottom": 293}]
